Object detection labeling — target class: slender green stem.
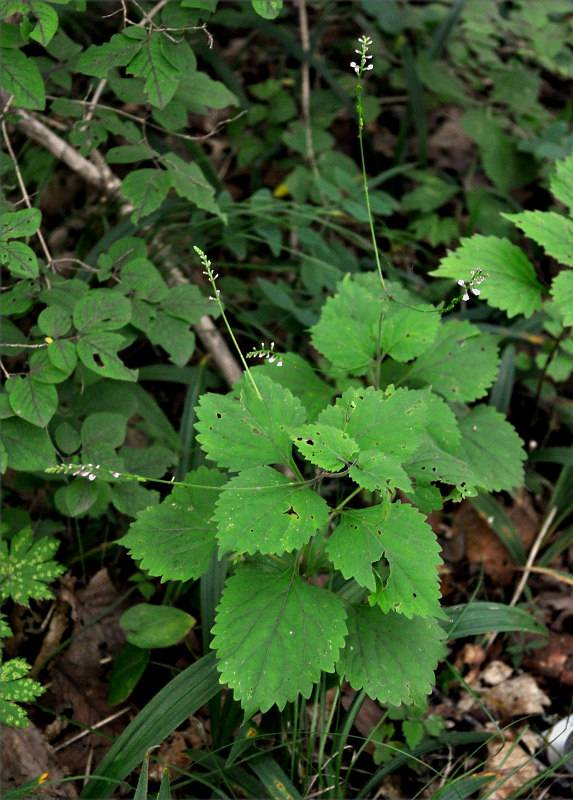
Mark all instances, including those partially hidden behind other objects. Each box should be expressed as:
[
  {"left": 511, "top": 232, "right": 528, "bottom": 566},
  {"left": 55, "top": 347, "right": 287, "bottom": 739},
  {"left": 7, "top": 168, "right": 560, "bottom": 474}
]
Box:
[
  {"left": 353, "top": 36, "right": 386, "bottom": 293},
  {"left": 193, "top": 246, "right": 262, "bottom": 400}
]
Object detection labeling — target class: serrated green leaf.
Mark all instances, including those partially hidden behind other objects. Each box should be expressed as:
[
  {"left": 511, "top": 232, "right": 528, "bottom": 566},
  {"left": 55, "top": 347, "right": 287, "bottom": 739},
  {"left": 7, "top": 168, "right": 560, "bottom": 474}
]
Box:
[
  {"left": 196, "top": 375, "right": 306, "bottom": 471},
  {"left": 1, "top": 417, "right": 55, "bottom": 471},
  {"left": 0, "top": 240, "right": 39, "bottom": 278},
  {"left": 337, "top": 605, "right": 446, "bottom": 706},
  {"left": 120, "top": 467, "right": 226, "bottom": 581},
  {"left": 122, "top": 169, "right": 173, "bottom": 223},
  {"left": 7, "top": 375, "right": 57, "bottom": 427},
  {"left": 348, "top": 450, "right": 412, "bottom": 493},
  {"left": 328, "top": 503, "right": 444, "bottom": 620},
  {"left": 251, "top": 355, "right": 335, "bottom": 421},
  {"left": 162, "top": 152, "right": 223, "bottom": 218},
  {"left": 1, "top": 208, "right": 41, "bottom": 240},
  {"left": 77, "top": 32, "right": 143, "bottom": 77},
  {"left": 458, "top": 405, "right": 525, "bottom": 492},
  {"left": 378, "top": 298, "right": 440, "bottom": 363},
  {"left": 120, "top": 604, "right": 195, "bottom": 649},
  {"left": 404, "top": 320, "right": 499, "bottom": 402},
  {"left": 77, "top": 331, "right": 138, "bottom": 381},
  {"left": 214, "top": 467, "right": 329, "bottom": 556},
  {"left": 405, "top": 441, "right": 477, "bottom": 497},
  {"left": 2, "top": 279, "right": 36, "bottom": 316},
  {"left": 212, "top": 561, "right": 347, "bottom": 717},
  {"left": 504, "top": 211, "right": 573, "bottom": 267},
  {"left": 432, "top": 235, "right": 543, "bottom": 318},
  {"left": 318, "top": 385, "right": 428, "bottom": 460},
  {"left": 73, "top": 288, "right": 132, "bottom": 331},
  {"left": 1, "top": 527, "right": 65, "bottom": 605},
  {"left": 1, "top": 658, "right": 45, "bottom": 728},
  {"left": 1, "top": 45, "right": 45, "bottom": 109},
  {"left": 293, "top": 423, "right": 358, "bottom": 472},
  {"left": 310, "top": 273, "right": 386, "bottom": 375},
  {"left": 369, "top": 502, "right": 446, "bottom": 618},
  {"left": 551, "top": 270, "right": 573, "bottom": 326},
  {"left": 127, "top": 33, "right": 180, "bottom": 108},
  {"left": 550, "top": 153, "right": 573, "bottom": 212}
]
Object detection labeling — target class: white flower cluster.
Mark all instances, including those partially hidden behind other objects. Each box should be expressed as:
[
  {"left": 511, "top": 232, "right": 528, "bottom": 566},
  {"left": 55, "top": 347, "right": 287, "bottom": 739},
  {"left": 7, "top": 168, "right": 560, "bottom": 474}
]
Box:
[
  {"left": 457, "top": 267, "right": 488, "bottom": 301},
  {"left": 248, "top": 341, "right": 283, "bottom": 367},
  {"left": 350, "top": 34, "right": 373, "bottom": 75}
]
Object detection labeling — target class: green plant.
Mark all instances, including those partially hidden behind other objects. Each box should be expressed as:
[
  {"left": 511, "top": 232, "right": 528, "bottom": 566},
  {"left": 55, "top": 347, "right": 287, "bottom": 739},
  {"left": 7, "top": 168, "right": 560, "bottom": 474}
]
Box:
[{"left": 1, "top": 525, "right": 65, "bottom": 727}]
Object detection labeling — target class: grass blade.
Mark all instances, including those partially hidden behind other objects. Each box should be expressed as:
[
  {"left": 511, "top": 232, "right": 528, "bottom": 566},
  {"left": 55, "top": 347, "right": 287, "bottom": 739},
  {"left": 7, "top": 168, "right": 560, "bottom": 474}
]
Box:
[{"left": 81, "top": 652, "right": 220, "bottom": 799}]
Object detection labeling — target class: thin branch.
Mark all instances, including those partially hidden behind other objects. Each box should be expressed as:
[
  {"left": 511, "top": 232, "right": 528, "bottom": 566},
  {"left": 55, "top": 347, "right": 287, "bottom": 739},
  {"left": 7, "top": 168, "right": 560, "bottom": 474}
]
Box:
[
  {"left": 1, "top": 98, "right": 53, "bottom": 269},
  {"left": 483, "top": 505, "right": 558, "bottom": 653}
]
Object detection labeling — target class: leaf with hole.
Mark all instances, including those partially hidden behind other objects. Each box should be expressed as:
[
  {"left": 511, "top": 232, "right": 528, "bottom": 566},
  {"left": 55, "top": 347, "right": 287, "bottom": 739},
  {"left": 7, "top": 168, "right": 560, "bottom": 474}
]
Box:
[
  {"left": 214, "top": 466, "right": 329, "bottom": 556},
  {"left": 76, "top": 331, "right": 138, "bottom": 381}
]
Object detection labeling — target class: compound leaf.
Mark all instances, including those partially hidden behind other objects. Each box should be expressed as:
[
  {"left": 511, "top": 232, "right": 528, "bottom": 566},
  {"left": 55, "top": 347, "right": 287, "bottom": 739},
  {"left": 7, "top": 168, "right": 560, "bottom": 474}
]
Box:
[
  {"left": 404, "top": 320, "right": 499, "bottom": 402},
  {"left": 196, "top": 375, "right": 305, "bottom": 471},
  {"left": 1, "top": 527, "right": 65, "bottom": 605},
  {"left": 212, "top": 561, "right": 347, "bottom": 717},
  {"left": 458, "top": 405, "right": 525, "bottom": 492},
  {"left": 1, "top": 658, "right": 45, "bottom": 728},
  {"left": 78, "top": 32, "right": 143, "bottom": 77},
  {"left": 337, "top": 605, "right": 446, "bottom": 706},
  {"left": 120, "top": 467, "right": 226, "bottom": 581},
  {"left": 214, "top": 467, "right": 329, "bottom": 556},
  {"left": 432, "top": 235, "right": 543, "bottom": 318},
  {"left": 127, "top": 33, "right": 180, "bottom": 108}
]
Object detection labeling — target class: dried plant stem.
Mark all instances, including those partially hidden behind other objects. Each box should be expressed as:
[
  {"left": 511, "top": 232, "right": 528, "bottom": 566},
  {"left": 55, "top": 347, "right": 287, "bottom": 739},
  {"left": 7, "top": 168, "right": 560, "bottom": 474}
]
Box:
[{"left": 483, "top": 505, "right": 557, "bottom": 653}]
